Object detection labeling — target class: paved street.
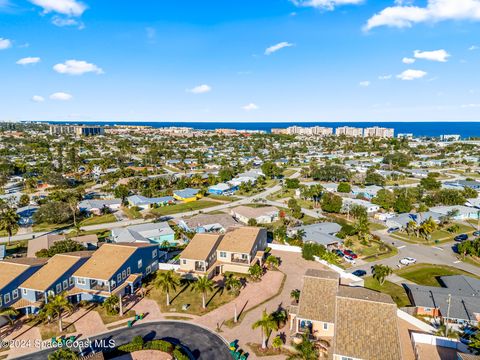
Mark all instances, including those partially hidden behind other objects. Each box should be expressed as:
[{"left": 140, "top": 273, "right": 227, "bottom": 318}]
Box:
[{"left": 14, "top": 321, "right": 231, "bottom": 360}]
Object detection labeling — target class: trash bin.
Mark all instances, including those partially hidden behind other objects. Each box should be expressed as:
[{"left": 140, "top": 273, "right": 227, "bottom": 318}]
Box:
[{"left": 128, "top": 320, "right": 133, "bottom": 327}]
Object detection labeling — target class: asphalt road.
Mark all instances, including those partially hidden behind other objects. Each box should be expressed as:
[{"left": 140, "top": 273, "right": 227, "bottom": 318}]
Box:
[{"left": 14, "top": 321, "right": 232, "bottom": 360}]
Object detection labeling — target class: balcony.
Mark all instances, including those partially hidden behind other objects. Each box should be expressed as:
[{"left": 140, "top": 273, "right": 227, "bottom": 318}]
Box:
[
  {"left": 195, "top": 261, "right": 206, "bottom": 272},
  {"left": 90, "top": 280, "right": 110, "bottom": 292},
  {"left": 36, "top": 292, "right": 45, "bottom": 302},
  {"left": 231, "top": 255, "right": 249, "bottom": 264}
]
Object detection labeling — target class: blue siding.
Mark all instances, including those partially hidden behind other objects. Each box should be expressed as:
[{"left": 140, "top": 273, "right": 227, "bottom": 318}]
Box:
[{"left": 0, "top": 265, "right": 43, "bottom": 309}]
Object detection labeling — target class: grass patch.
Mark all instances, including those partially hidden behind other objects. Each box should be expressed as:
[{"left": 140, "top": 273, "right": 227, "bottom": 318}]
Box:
[
  {"left": 369, "top": 222, "right": 387, "bottom": 231},
  {"left": 94, "top": 305, "right": 136, "bottom": 324},
  {"left": 282, "top": 169, "right": 297, "bottom": 177},
  {"left": 364, "top": 276, "right": 410, "bottom": 307},
  {"left": 39, "top": 321, "right": 76, "bottom": 340},
  {"left": 395, "top": 263, "right": 480, "bottom": 286},
  {"left": 390, "top": 223, "right": 475, "bottom": 245},
  {"left": 122, "top": 206, "right": 143, "bottom": 220},
  {"left": 386, "top": 178, "right": 420, "bottom": 186},
  {"left": 67, "top": 229, "right": 110, "bottom": 241},
  {"left": 32, "top": 222, "right": 70, "bottom": 233},
  {"left": 247, "top": 343, "right": 293, "bottom": 357},
  {"left": 206, "top": 194, "right": 240, "bottom": 202},
  {"left": 266, "top": 189, "right": 295, "bottom": 201},
  {"left": 150, "top": 201, "right": 219, "bottom": 217},
  {"left": 462, "top": 256, "right": 480, "bottom": 268},
  {"left": 79, "top": 214, "right": 117, "bottom": 226}
]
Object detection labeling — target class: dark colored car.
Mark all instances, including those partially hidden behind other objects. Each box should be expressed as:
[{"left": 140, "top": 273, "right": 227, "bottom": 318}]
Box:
[
  {"left": 387, "top": 227, "right": 400, "bottom": 233},
  {"left": 343, "top": 249, "right": 358, "bottom": 259},
  {"left": 473, "top": 230, "right": 480, "bottom": 237},
  {"left": 352, "top": 270, "right": 367, "bottom": 277},
  {"left": 333, "top": 249, "right": 344, "bottom": 257},
  {"left": 455, "top": 234, "right": 469, "bottom": 242}
]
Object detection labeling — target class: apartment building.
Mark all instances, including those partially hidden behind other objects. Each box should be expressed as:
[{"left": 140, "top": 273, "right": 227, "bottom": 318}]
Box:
[
  {"left": 364, "top": 126, "right": 395, "bottom": 138},
  {"left": 335, "top": 126, "right": 363, "bottom": 137}
]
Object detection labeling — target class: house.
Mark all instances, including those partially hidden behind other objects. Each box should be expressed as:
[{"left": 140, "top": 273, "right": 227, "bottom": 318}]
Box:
[
  {"left": 430, "top": 205, "right": 480, "bottom": 221},
  {"left": 127, "top": 195, "right": 174, "bottom": 210},
  {"left": 405, "top": 275, "right": 480, "bottom": 326},
  {"left": 27, "top": 234, "right": 98, "bottom": 257},
  {"left": 208, "top": 183, "right": 237, "bottom": 195},
  {"left": 173, "top": 188, "right": 201, "bottom": 202},
  {"left": 78, "top": 199, "right": 122, "bottom": 215},
  {"left": 289, "top": 269, "right": 402, "bottom": 360},
  {"left": 0, "top": 258, "right": 46, "bottom": 310},
  {"left": 351, "top": 185, "right": 382, "bottom": 200},
  {"left": 179, "top": 227, "right": 267, "bottom": 277},
  {"left": 386, "top": 211, "right": 443, "bottom": 229},
  {"left": 466, "top": 198, "right": 480, "bottom": 209},
  {"left": 444, "top": 180, "right": 480, "bottom": 191},
  {"left": 342, "top": 197, "right": 380, "bottom": 213},
  {"left": 111, "top": 222, "right": 175, "bottom": 246},
  {"left": 16, "top": 205, "right": 39, "bottom": 226},
  {"left": 230, "top": 205, "right": 279, "bottom": 224},
  {"left": 16, "top": 252, "right": 92, "bottom": 314},
  {"left": 288, "top": 223, "right": 343, "bottom": 248},
  {"left": 176, "top": 213, "right": 242, "bottom": 234},
  {"left": 71, "top": 243, "right": 161, "bottom": 302}
]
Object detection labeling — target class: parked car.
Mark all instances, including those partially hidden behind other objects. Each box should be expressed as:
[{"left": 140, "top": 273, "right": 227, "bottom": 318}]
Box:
[
  {"left": 343, "top": 249, "right": 358, "bottom": 259},
  {"left": 454, "top": 234, "right": 469, "bottom": 242},
  {"left": 333, "top": 249, "right": 344, "bottom": 257},
  {"left": 344, "top": 255, "right": 356, "bottom": 264},
  {"left": 352, "top": 269, "right": 367, "bottom": 277},
  {"left": 400, "top": 257, "right": 416, "bottom": 265},
  {"left": 387, "top": 227, "right": 399, "bottom": 233},
  {"left": 473, "top": 230, "right": 480, "bottom": 237}
]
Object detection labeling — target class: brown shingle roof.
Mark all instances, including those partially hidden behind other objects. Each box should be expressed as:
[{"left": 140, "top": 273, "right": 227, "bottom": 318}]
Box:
[
  {"left": 180, "top": 234, "right": 223, "bottom": 261},
  {"left": 337, "top": 285, "right": 395, "bottom": 304},
  {"left": 217, "top": 227, "right": 265, "bottom": 254},
  {"left": 27, "top": 234, "right": 65, "bottom": 257},
  {"left": 73, "top": 243, "right": 155, "bottom": 281},
  {"left": 333, "top": 294, "right": 402, "bottom": 360},
  {"left": 0, "top": 261, "right": 31, "bottom": 290},
  {"left": 297, "top": 270, "right": 339, "bottom": 323},
  {"left": 69, "top": 234, "right": 99, "bottom": 244},
  {"left": 20, "top": 253, "right": 90, "bottom": 291}
]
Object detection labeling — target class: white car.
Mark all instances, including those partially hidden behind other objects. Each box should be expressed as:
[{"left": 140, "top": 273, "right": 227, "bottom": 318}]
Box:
[
  {"left": 344, "top": 256, "right": 356, "bottom": 264},
  {"left": 400, "top": 257, "right": 416, "bottom": 265}
]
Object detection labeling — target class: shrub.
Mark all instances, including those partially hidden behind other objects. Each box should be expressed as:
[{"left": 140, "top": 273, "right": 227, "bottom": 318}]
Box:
[
  {"left": 146, "top": 340, "right": 174, "bottom": 353},
  {"left": 173, "top": 347, "right": 190, "bottom": 360},
  {"left": 302, "top": 242, "right": 326, "bottom": 261}
]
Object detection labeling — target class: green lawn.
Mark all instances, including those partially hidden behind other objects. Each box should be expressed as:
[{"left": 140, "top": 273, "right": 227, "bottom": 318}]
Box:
[
  {"left": 32, "top": 222, "right": 70, "bottom": 233},
  {"left": 282, "top": 169, "right": 296, "bottom": 177},
  {"left": 347, "top": 237, "right": 398, "bottom": 262},
  {"left": 395, "top": 263, "right": 480, "bottom": 287},
  {"left": 266, "top": 189, "right": 295, "bottom": 201},
  {"left": 150, "top": 200, "right": 219, "bottom": 216},
  {"left": 122, "top": 206, "right": 143, "bottom": 219},
  {"left": 94, "top": 304, "right": 136, "bottom": 324},
  {"left": 205, "top": 194, "right": 240, "bottom": 202},
  {"left": 364, "top": 276, "right": 411, "bottom": 307},
  {"left": 79, "top": 214, "right": 117, "bottom": 226},
  {"left": 369, "top": 222, "right": 387, "bottom": 231},
  {"left": 390, "top": 223, "right": 475, "bottom": 245}
]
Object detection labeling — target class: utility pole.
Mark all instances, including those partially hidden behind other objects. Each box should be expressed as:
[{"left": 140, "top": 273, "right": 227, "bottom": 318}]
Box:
[{"left": 445, "top": 294, "right": 451, "bottom": 337}]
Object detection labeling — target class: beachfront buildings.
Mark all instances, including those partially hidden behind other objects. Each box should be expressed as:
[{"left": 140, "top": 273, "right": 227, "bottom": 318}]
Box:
[
  {"left": 179, "top": 227, "right": 267, "bottom": 277},
  {"left": 335, "top": 126, "right": 363, "bottom": 137},
  {"left": 364, "top": 126, "right": 395, "bottom": 138}
]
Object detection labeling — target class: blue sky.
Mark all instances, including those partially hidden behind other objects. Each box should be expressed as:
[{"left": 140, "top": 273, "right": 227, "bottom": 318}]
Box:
[{"left": 1, "top": 0, "right": 480, "bottom": 122}]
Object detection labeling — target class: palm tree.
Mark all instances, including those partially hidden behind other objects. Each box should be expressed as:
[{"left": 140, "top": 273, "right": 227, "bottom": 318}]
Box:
[
  {"left": 372, "top": 264, "right": 393, "bottom": 286},
  {"left": 252, "top": 309, "right": 278, "bottom": 349},
  {"left": 40, "top": 292, "right": 73, "bottom": 332},
  {"left": 103, "top": 295, "right": 120, "bottom": 315},
  {"left": 191, "top": 276, "right": 215, "bottom": 309},
  {"left": 224, "top": 274, "right": 241, "bottom": 296},
  {"left": 265, "top": 255, "right": 279, "bottom": 270},
  {"left": 0, "top": 206, "right": 20, "bottom": 245},
  {"left": 287, "top": 331, "right": 320, "bottom": 360},
  {"left": 248, "top": 263, "right": 263, "bottom": 281},
  {"left": 272, "top": 336, "right": 283, "bottom": 351},
  {"left": 293, "top": 229, "right": 306, "bottom": 242},
  {"left": 290, "top": 289, "right": 301, "bottom": 304},
  {"left": 0, "top": 307, "right": 19, "bottom": 340},
  {"left": 154, "top": 270, "right": 178, "bottom": 306},
  {"left": 48, "top": 348, "right": 78, "bottom": 360}
]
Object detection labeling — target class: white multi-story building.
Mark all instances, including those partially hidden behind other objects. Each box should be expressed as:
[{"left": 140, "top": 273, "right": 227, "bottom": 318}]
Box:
[
  {"left": 364, "top": 126, "right": 395, "bottom": 138},
  {"left": 335, "top": 126, "right": 363, "bottom": 137}
]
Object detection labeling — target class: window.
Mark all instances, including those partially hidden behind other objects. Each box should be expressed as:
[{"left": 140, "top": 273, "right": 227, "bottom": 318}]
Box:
[
  {"left": 117, "top": 274, "right": 122, "bottom": 282},
  {"left": 152, "top": 261, "right": 158, "bottom": 270},
  {"left": 63, "top": 280, "right": 68, "bottom": 289},
  {"left": 110, "top": 280, "right": 116, "bottom": 289},
  {"left": 0, "top": 296, "right": 3, "bottom": 307},
  {"left": 219, "top": 251, "right": 227, "bottom": 258},
  {"left": 4, "top": 293, "right": 10, "bottom": 304},
  {"left": 12, "top": 289, "right": 19, "bottom": 300},
  {"left": 69, "top": 278, "right": 74, "bottom": 286},
  {"left": 126, "top": 267, "right": 131, "bottom": 276},
  {"left": 152, "top": 249, "right": 157, "bottom": 258},
  {"left": 122, "top": 270, "right": 126, "bottom": 280},
  {"left": 22, "top": 288, "right": 28, "bottom": 295},
  {"left": 77, "top": 278, "right": 86, "bottom": 285},
  {"left": 241, "top": 254, "right": 248, "bottom": 260},
  {"left": 424, "top": 307, "right": 432, "bottom": 312},
  {"left": 56, "top": 284, "right": 62, "bottom": 293},
  {"left": 138, "top": 259, "right": 143, "bottom": 269},
  {"left": 323, "top": 323, "right": 328, "bottom": 330},
  {"left": 47, "top": 290, "right": 54, "bottom": 297},
  {"left": 341, "top": 357, "right": 354, "bottom": 360},
  {"left": 146, "top": 265, "right": 151, "bottom": 275},
  {"left": 182, "top": 259, "right": 187, "bottom": 265}
]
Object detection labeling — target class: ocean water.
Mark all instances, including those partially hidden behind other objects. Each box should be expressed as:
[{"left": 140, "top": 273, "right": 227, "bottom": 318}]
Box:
[{"left": 44, "top": 121, "right": 480, "bottom": 138}]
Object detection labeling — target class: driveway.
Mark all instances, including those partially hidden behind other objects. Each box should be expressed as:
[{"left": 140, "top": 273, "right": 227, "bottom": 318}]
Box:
[{"left": 14, "top": 321, "right": 231, "bottom": 360}]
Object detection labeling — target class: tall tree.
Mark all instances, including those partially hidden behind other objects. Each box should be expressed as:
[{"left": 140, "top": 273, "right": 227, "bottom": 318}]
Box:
[
  {"left": 40, "top": 292, "right": 73, "bottom": 332},
  {"left": 154, "top": 270, "right": 178, "bottom": 306},
  {"left": 191, "top": 276, "right": 215, "bottom": 309},
  {"left": 0, "top": 206, "right": 19, "bottom": 245},
  {"left": 372, "top": 264, "right": 393, "bottom": 286},
  {"left": 252, "top": 309, "right": 278, "bottom": 349}
]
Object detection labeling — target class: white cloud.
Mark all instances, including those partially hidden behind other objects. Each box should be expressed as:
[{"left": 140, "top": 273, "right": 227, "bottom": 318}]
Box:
[
  {"left": 291, "top": 0, "right": 363, "bottom": 11},
  {"left": 242, "top": 103, "right": 259, "bottom": 111},
  {"left": 359, "top": 81, "right": 370, "bottom": 87},
  {"left": 50, "top": 92, "right": 73, "bottom": 101},
  {"left": 187, "top": 84, "right": 212, "bottom": 94},
  {"left": 29, "top": 0, "right": 87, "bottom": 16},
  {"left": 365, "top": 0, "right": 480, "bottom": 31},
  {"left": 469, "top": 45, "right": 479, "bottom": 50},
  {"left": 52, "top": 15, "right": 84, "bottom": 28},
  {"left": 31, "top": 95, "right": 45, "bottom": 102},
  {"left": 16, "top": 57, "right": 41, "bottom": 65},
  {"left": 461, "top": 103, "right": 480, "bottom": 108},
  {"left": 0, "top": 37, "right": 12, "bottom": 50},
  {"left": 402, "top": 57, "right": 416, "bottom": 64},
  {"left": 378, "top": 74, "right": 392, "bottom": 80},
  {"left": 264, "top": 42, "right": 294, "bottom": 55},
  {"left": 397, "top": 69, "right": 428, "bottom": 80},
  {"left": 53, "top": 60, "right": 103, "bottom": 75},
  {"left": 414, "top": 49, "right": 450, "bottom": 62}
]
